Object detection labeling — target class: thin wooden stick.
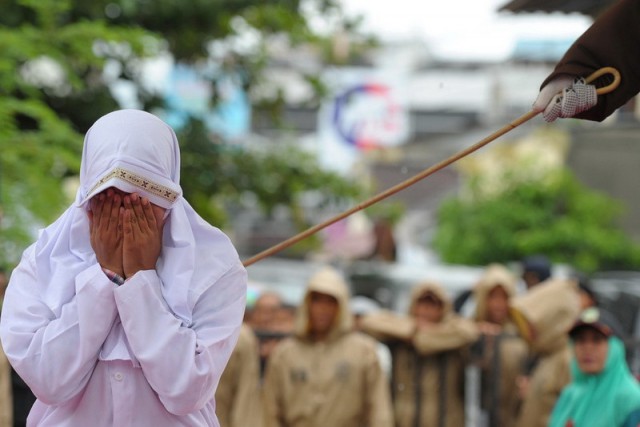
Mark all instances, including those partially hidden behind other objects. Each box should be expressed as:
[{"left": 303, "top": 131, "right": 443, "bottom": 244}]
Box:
[{"left": 242, "top": 67, "right": 620, "bottom": 267}]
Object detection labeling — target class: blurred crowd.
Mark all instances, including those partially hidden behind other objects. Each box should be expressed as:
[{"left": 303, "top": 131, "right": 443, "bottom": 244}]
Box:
[
  {"left": 1, "top": 256, "right": 639, "bottom": 427},
  {"left": 215, "top": 254, "right": 640, "bottom": 427}
]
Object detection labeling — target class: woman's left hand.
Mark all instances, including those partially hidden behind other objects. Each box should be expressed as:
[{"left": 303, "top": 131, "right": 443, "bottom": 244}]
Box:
[{"left": 122, "top": 193, "right": 164, "bottom": 279}]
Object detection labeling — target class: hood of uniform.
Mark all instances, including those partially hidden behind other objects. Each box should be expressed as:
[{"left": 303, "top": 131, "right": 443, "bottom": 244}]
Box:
[
  {"left": 549, "top": 336, "right": 640, "bottom": 427},
  {"left": 408, "top": 281, "right": 452, "bottom": 319},
  {"left": 295, "top": 266, "right": 353, "bottom": 340},
  {"left": 473, "top": 263, "right": 517, "bottom": 322},
  {"left": 510, "top": 278, "right": 580, "bottom": 353}
]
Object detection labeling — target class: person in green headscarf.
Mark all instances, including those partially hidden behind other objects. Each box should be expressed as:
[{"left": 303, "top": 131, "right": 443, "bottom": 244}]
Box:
[{"left": 549, "top": 307, "right": 640, "bottom": 427}]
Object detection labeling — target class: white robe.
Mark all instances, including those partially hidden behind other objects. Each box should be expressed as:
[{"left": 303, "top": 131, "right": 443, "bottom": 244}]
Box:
[{"left": 0, "top": 110, "right": 247, "bottom": 426}]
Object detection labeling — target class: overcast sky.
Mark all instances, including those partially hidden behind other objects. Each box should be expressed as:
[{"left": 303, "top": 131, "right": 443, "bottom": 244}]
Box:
[{"left": 339, "top": 0, "right": 593, "bottom": 60}]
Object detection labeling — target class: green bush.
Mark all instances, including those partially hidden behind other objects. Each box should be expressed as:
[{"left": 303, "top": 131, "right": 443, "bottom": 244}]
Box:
[{"left": 433, "top": 170, "right": 640, "bottom": 272}]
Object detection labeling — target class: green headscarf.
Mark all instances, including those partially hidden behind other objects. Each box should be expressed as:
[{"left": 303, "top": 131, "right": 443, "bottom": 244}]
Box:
[{"left": 549, "top": 336, "right": 640, "bottom": 427}]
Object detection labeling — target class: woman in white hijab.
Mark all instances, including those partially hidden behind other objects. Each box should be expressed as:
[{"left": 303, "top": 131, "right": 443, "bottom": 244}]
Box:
[{"left": 0, "top": 110, "right": 247, "bottom": 426}]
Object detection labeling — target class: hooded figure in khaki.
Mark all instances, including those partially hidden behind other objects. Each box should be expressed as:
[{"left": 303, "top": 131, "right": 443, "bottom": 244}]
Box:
[
  {"left": 262, "top": 267, "right": 393, "bottom": 427},
  {"left": 361, "top": 281, "right": 478, "bottom": 427},
  {"left": 472, "top": 264, "right": 528, "bottom": 427},
  {"left": 215, "top": 323, "right": 262, "bottom": 427},
  {"left": 510, "top": 278, "right": 581, "bottom": 427}
]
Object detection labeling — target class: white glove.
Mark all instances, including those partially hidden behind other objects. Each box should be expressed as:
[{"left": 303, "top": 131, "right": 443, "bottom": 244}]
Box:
[{"left": 532, "top": 75, "right": 597, "bottom": 122}]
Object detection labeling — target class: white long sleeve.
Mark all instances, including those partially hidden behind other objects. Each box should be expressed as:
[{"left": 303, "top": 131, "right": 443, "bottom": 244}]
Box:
[
  {"left": 0, "top": 248, "right": 118, "bottom": 404},
  {"left": 114, "top": 266, "right": 246, "bottom": 415},
  {"left": 0, "top": 246, "right": 247, "bottom": 427}
]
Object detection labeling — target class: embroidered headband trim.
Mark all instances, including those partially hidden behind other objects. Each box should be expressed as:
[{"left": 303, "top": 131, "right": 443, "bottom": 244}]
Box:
[{"left": 87, "top": 167, "right": 179, "bottom": 203}]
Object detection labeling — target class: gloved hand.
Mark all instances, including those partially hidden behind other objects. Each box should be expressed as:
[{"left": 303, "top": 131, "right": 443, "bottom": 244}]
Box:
[{"left": 532, "top": 75, "right": 597, "bottom": 122}]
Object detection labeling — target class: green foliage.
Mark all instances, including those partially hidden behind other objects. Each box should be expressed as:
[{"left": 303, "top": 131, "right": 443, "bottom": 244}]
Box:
[
  {"left": 178, "top": 118, "right": 362, "bottom": 227},
  {"left": 0, "top": 0, "right": 158, "bottom": 264},
  {"left": 364, "top": 201, "right": 405, "bottom": 226},
  {"left": 0, "top": 0, "right": 368, "bottom": 264},
  {"left": 0, "top": 0, "right": 148, "bottom": 264},
  {"left": 433, "top": 170, "right": 640, "bottom": 273}
]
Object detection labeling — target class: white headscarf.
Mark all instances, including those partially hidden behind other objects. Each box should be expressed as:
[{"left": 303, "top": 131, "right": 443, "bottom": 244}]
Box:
[{"left": 34, "top": 109, "right": 241, "bottom": 325}]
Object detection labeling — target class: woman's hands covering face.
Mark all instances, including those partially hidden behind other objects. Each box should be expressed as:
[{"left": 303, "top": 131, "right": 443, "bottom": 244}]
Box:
[
  {"left": 89, "top": 189, "right": 124, "bottom": 276},
  {"left": 122, "top": 193, "right": 165, "bottom": 279},
  {"left": 89, "top": 188, "right": 166, "bottom": 279}
]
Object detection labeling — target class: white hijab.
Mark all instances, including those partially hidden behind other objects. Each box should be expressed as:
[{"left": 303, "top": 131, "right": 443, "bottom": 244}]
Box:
[{"left": 34, "top": 109, "right": 241, "bottom": 325}]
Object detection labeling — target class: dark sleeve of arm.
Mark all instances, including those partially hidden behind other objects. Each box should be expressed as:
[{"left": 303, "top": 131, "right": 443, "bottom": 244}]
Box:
[{"left": 542, "top": 0, "right": 640, "bottom": 121}]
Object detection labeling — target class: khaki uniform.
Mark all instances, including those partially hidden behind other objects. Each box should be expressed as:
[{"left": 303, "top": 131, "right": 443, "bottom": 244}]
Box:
[
  {"left": 472, "top": 264, "right": 528, "bottom": 427},
  {"left": 216, "top": 323, "right": 262, "bottom": 427},
  {"left": 263, "top": 267, "right": 393, "bottom": 427},
  {"left": 362, "top": 282, "right": 478, "bottom": 427},
  {"left": 510, "top": 279, "right": 581, "bottom": 427},
  {"left": 0, "top": 343, "right": 12, "bottom": 427},
  {"left": 517, "top": 345, "right": 572, "bottom": 427}
]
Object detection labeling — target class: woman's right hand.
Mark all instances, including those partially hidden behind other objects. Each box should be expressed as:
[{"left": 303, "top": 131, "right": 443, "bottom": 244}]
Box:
[{"left": 88, "top": 189, "right": 124, "bottom": 277}]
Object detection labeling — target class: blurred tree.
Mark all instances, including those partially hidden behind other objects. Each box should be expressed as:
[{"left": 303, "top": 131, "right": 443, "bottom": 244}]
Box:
[
  {"left": 433, "top": 169, "right": 640, "bottom": 273},
  {"left": 177, "top": 117, "right": 360, "bottom": 228},
  {"left": 0, "top": 0, "right": 369, "bottom": 264},
  {"left": 0, "top": 0, "right": 158, "bottom": 264}
]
